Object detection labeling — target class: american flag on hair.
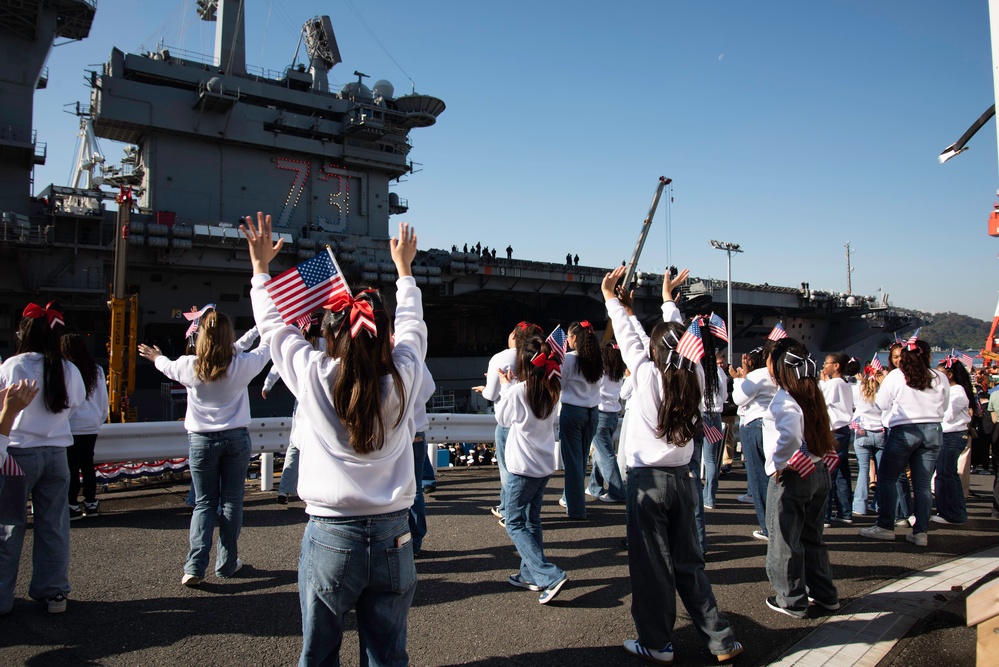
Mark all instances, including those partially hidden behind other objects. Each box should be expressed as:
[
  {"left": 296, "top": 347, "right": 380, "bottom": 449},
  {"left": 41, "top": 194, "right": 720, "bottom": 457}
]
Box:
[
  {"left": 707, "top": 313, "right": 728, "bottom": 343},
  {"left": 294, "top": 314, "right": 312, "bottom": 329},
  {"left": 767, "top": 322, "right": 788, "bottom": 341},
  {"left": 905, "top": 327, "right": 922, "bottom": 348},
  {"left": 676, "top": 319, "right": 705, "bottom": 364},
  {"left": 953, "top": 349, "right": 974, "bottom": 370},
  {"left": 702, "top": 422, "right": 724, "bottom": 444},
  {"left": 786, "top": 443, "right": 816, "bottom": 478},
  {"left": 547, "top": 325, "right": 568, "bottom": 363},
  {"left": 0, "top": 456, "right": 24, "bottom": 476},
  {"left": 183, "top": 303, "right": 216, "bottom": 339},
  {"left": 265, "top": 248, "right": 349, "bottom": 326},
  {"left": 870, "top": 354, "right": 883, "bottom": 372},
  {"left": 822, "top": 452, "right": 840, "bottom": 474}
]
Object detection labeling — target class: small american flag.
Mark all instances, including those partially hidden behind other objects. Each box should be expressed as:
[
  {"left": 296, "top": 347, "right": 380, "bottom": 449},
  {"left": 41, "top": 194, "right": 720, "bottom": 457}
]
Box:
[
  {"left": 702, "top": 422, "right": 724, "bottom": 444},
  {"left": 676, "top": 319, "right": 705, "bottom": 364},
  {"left": 294, "top": 314, "right": 313, "bottom": 329},
  {"left": 265, "top": 248, "right": 349, "bottom": 326},
  {"left": 0, "top": 456, "right": 24, "bottom": 476},
  {"left": 767, "top": 322, "right": 788, "bottom": 341},
  {"left": 848, "top": 420, "right": 861, "bottom": 431},
  {"left": 870, "top": 354, "right": 883, "bottom": 372},
  {"left": 822, "top": 452, "right": 840, "bottom": 474},
  {"left": 547, "top": 326, "right": 568, "bottom": 363},
  {"left": 707, "top": 313, "right": 728, "bottom": 343},
  {"left": 786, "top": 443, "right": 815, "bottom": 478},
  {"left": 953, "top": 349, "right": 974, "bottom": 370},
  {"left": 904, "top": 327, "right": 922, "bottom": 349}
]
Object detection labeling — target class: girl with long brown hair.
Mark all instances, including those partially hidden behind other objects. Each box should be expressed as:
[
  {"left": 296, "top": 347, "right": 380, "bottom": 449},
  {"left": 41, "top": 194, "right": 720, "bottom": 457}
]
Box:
[
  {"left": 60, "top": 333, "right": 109, "bottom": 519},
  {"left": 558, "top": 320, "right": 604, "bottom": 519},
  {"left": 496, "top": 336, "right": 567, "bottom": 603},
  {"left": 762, "top": 337, "right": 839, "bottom": 619},
  {"left": 244, "top": 213, "right": 426, "bottom": 666},
  {"left": 860, "top": 338, "right": 948, "bottom": 547},
  {"left": 139, "top": 308, "right": 271, "bottom": 587},
  {"left": 603, "top": 265, "right": 742, "bottom": 665}
]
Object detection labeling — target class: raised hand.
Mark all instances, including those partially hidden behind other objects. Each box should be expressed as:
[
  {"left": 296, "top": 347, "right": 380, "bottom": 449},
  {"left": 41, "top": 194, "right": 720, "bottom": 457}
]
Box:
[
  {"left": 601, "top": 265, "right": 627, "bottom": 301},
  {"left": 137, "top": 343, "right": 162, "bottom": 362},
  {"left": 239, "top": 211, "right": 284, "bottom": 276},
  {"left": 663, "top": 268, "right": 689, "bottom": 303},
  {"left": 1, "top": 380, "right": 39, "bottom": 414},
  {"left": 390, "top": 222, "right": 417, "bottom": 277}
]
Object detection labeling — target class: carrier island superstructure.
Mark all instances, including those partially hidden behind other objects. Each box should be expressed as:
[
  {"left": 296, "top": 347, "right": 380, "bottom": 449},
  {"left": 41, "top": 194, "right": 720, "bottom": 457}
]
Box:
[{"left": 0, "top": 0, "right": 916, "bottom": 417}]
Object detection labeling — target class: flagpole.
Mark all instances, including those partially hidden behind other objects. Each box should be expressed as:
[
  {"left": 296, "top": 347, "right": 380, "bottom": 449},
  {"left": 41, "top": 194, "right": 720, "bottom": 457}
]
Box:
[{"left": 325, "top": 245, "right": 352, "bottom": 295}]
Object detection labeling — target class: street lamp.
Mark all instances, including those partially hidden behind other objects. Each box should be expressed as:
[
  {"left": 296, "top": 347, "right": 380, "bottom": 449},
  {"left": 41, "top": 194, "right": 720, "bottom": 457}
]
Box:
[{"left": 709, "top": 239, "right": 743, "bottom": 367}]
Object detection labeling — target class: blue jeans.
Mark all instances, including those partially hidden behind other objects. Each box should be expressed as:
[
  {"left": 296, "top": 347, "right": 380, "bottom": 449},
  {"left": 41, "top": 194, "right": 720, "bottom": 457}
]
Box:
[
  {"left": 279, "top": 442, "right": 301, "bottom": 496},
  {"left": 625, "top": 465, "right": 738, "bottom": 657},
  {"left": 299, "top": 510, "right": 415, "bottom": 667},
  {"left": 560, "top": 404, "right": 598, "bottom": 519},
  {"left": 495, "top": 424, "right": 510, "bottom": 516},
  {"left": 700, "top": 412, "right": 723, "bottom": 507},
  {"left": 504, "top": 473, "right": 565, "bottom": 589},
  {"left": 876, "top": 423, "right": 941, "bottom": 534},
  {"left": 852, "top": 429, "right": 884, "bottom": 515},
  {"left": 825, "top": 426, "right": 853, "bottom": 520},
  {"left": 421, "top": 448, "right": 437, "bottom": 489},
  {"left": 185, "top": 428, "right": 251, "bottom": 578},
  {"left": 765, "top": 464, "right": 838, "bottom": 612},
  {"left": 587, "top": 411, "right": 625, "bottom": 500},
  {"left": 935, "top": 432, "right": 968, "bottom": 523},
  {"left": 741, "top": 419, "right": 768, "bottom": 535},
  {"left": 0, "top": 447, "right": 71, "bottom": 612},
  {"left": 408, "top": 433, "right": 427, "bottom": 554},
  {"left": 687, "top": 438, "right": 707, "bottom": 553}
]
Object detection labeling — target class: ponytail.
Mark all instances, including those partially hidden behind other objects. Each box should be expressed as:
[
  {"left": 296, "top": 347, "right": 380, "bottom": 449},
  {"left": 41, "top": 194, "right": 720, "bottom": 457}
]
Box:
[
  {"left": 648, "top": 322, "right": 702, "bottom": 445},
  {"left": 568, "top": 321, "right": 602, "bottom": 383},
  {"left": 768, "top": 338, "right": 836, "bottom": 457},
  {"left": 17, "top": 311, "right": 69, "bottom": 413}
]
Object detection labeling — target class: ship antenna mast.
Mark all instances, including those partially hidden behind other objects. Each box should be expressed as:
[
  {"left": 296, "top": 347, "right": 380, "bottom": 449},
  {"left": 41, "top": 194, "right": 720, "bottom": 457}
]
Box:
[{"left": 845, "top": 241, "right": 854, "bottom": 295}]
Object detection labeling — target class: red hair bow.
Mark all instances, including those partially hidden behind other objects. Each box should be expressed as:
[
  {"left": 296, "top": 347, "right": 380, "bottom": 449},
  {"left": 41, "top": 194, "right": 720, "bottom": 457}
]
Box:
[
  {"left": 325, "top": 290, "right": 377, "bottom": 338},
  {"left": 23, "top": 302, "right": 64, "bottom": 329},
  {"left": 579, "top": 320, "right": 593, "bottom": 331},
  {"left": 942, "top": 356, "right": 955, "bottom": 369},
  {"left": 531, "top": 352, "right": 561, "bottom": 379}
]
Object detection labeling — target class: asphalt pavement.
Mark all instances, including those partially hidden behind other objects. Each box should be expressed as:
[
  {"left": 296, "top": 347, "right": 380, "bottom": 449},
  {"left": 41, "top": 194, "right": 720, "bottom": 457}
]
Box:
[{"left": 1, "top": 463, "right": 997, "bottom": 666}]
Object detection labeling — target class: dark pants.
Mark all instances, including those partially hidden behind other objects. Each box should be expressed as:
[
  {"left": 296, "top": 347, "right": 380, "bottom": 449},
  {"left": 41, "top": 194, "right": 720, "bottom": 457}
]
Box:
[
  {"left": 625, "top": 465, "right": 737, "bottom": 657},
  {"left": 826, "top": 426, "right": 853, "bottom": 520},
  {"left": 766, "top": 465, "right": 838, "bottom": 612},
  {"left": 560, "top": 404, "right": 598, "bottom": 519},
  {"left": 408, "top": 433, "right": 427, "bottom": 555},
  {"left": 934, "top": 432, "right": 968, "bottom": 524},
  {"left": 67, "top": 433, "right": 99, "bottom": 504}
]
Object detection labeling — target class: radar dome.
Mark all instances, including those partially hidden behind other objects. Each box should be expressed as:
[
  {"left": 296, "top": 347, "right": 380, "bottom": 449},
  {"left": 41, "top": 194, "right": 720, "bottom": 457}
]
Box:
[
  {"left": 372, "top": 80, "right": 394, "bottom": 101},
  {"left": 207, "top": 77, "right": 225, "bottom": 94},
  {"left": 340, "top": 82, "right": 373, "bottom": 101},
  {"left": 846, "top": 296, "right": 857, "bottom": 306}
]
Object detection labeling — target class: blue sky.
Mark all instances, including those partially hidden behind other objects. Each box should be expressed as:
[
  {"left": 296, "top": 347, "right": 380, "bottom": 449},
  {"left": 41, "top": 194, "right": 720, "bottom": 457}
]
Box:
[{"left": 32, "top": 1, "right": 999, "bottom": 319}]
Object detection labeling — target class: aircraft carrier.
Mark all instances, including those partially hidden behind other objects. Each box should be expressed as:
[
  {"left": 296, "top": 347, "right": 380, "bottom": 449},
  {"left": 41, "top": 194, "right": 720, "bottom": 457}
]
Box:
[{"left": 0, "top": 0, "right": 916, "bottom": 418}]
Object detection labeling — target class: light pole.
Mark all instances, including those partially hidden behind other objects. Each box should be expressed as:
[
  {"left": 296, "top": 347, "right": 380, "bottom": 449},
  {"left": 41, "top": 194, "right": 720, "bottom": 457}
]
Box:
[{"left": 710, "top": 239, "right": 743, "bottom": 367}]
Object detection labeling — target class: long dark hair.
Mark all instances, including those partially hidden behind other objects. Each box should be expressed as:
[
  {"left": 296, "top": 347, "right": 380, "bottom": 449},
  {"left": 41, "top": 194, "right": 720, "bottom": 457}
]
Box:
[
  {"left": 519, "top": 336, "right": 560, "bottom": 420},
  {"left": 322, "top": 289, "right": 405, "bottom": 455},
  {"left": 602, "top": 341, "right": 626, "bottom": 382},
  {"left": 693, "top": 317, "right": 719, "bottom": 404},
  {"left": 194, "top": 310, "right": 235, "bottom": 382},
  {"left": 648, "top": 321, "right": 702, "bottom": 445},
  {"left": 768, "top": 338, "right": 836, "bottom": 457},
  {"left": 568, "top": 321, "right": 602, "bottom": 383},
  {"left": 513, "top": 322, "right": 543, "bottom": 381},
  {"left": 939, "top": 359, "right": 977, "bottom": 409},
  {"left": 898, "top": 340, "right": 934, "bottom": 390},
  {"left": 17, "top": 313, "right": 69, "bottom": 413},
  {"left": 60, "top": 333, "right": 99, "bottom": 399}
]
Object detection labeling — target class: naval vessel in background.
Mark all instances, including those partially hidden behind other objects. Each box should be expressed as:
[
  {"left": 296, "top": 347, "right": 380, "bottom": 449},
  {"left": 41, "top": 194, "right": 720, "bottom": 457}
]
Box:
[{"left": 0, "top": 0, "right": 916, "bottom": 419}]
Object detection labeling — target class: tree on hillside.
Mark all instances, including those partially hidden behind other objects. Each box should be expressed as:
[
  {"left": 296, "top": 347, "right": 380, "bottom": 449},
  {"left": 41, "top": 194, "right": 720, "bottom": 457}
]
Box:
[{"left": 920, "top": 312, "right": 990, "bottom": 351}]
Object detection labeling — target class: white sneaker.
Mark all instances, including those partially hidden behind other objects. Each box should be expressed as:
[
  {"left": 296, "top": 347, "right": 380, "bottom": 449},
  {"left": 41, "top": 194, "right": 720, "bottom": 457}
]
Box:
[
  {"left": 737, "top": 493, "right": 754, "bottom": 504},
  {"left": 930, "top": 514, "right": 964, "bottom": 526},
  {"left": 752, "top": 530, "right": 768, "bottom": 541},
  {"left": 181, "top": 573, "right": 201, "bottom": 587},
  {"left": 598, "top": 493, "right": 624, "bottom": 504},
  {"left": 858, "top": 525, "right": 895, "bottom": 541},
  {"left": 906, "top": 532, "right": 928, "bottom": 547},
  {"left": 623, "top": 639, "right": 674, "bottom": 665},
  {"left": 558, "top": 497, "right": 567, "bottom": 508}
]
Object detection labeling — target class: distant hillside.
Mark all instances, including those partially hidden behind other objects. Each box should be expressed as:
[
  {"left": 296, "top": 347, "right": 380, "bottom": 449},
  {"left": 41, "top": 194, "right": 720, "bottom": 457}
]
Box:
[{"left": 913, "top": 312, "right": 990, "bottom": 351}]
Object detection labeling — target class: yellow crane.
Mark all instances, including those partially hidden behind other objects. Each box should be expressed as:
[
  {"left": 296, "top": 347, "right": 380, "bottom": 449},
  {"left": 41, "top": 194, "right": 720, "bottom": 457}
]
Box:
[{"left": 107, "top": 186, "right": 138, "bottom": 422}]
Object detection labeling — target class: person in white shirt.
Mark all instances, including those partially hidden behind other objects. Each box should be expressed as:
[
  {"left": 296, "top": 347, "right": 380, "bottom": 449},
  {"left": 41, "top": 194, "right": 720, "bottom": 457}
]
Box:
[
  {"left": 559, "top": 320, "right": 603, "bottom": 519},
  {"left": 762, "top": 338, "right": 839, "bottom": 619},
  {"left": 932, "top": 357, "right": 975, "bottom": 525},
  {"left": 859, "top": 338, "right": 947, "bottom": 547},
  {"left": 496, "top": 336, "right": 567, "bottom": 604},
  {"left": 819, "top": 353, "right": 855, "bottom": 524},
  {"left": 587, "top": 341, "right": 626, "bottom": 503},
  {"left": 139, "top": 309, "right": 270, "bottom": 586},
  {"left": 603, "top": 266, "right": 742, "bottom": 665},
  {"left": 243, "top": 214, "right": 425, "bottom": 667},
  {"left": 730, "top": 346, "right": 777, "bottom": 540},
  {"left": 851, "top": 368, "right": 886, "bottom": 517},
  {"left": 0, "top": 304, "right": 86, "bottom": 615},
  {"left": 60, "top": 334, "right": 109, "bottom": 519}
]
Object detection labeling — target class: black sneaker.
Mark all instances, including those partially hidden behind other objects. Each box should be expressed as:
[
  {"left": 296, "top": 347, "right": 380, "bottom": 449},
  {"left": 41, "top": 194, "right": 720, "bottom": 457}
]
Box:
[
  {"left": 47, "top": 593, "right": 67, "bottom": 614},
  {"left": 68, "top": 505, "right": 83, "bottom": 521},
  {"left": 766, "top": 596, "right": 807, "bottom": 619},
  {"left": 276, "top": 494, "right": 288, "bottom": 505}
]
